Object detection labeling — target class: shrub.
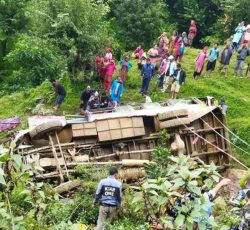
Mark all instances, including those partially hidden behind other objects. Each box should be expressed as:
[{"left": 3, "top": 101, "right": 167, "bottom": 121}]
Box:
[{"left": 5, "top": 35, "right": 66, "bottom": 88}]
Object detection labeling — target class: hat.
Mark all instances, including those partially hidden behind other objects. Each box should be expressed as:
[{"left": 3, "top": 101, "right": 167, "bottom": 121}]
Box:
[
  {"left": 168, "top": 55, "right": 174, "bottom": 60},
  {"left": 246, "top": 24, "right": 250, "bottom": 30}
]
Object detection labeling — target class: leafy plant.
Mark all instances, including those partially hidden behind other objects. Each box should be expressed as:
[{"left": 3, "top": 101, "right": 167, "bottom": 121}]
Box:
[
  {"left": 5, "top": 35, "right": 66, "bottom": 88},
  {"left": 132, "top": 154, "right": 221, "bottom": 230},
  {"left": 0, "top": 151, "right": 60, "bottom": 229}
]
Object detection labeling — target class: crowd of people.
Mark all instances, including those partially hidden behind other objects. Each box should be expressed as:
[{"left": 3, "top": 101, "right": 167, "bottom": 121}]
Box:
[{"left": 51, "top": 20, "right": 250, "bottom": 112}]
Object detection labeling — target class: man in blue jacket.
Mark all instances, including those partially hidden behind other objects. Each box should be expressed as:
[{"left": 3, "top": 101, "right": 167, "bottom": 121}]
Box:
[
  {"left": 171, "top": 64, "right": 186, "bottom": 99},
  {"left": 141, "top": 58, "right": 155, "bottom": 95},
  {"left": 93, "top": 167, "right": 122, "bottom": 230}
]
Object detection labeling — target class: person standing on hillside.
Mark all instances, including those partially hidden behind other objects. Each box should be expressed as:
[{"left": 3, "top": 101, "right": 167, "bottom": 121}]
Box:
[
  {"left": 234, "top": 42, "right": 250, "bottom": 78},
  {"left": 158, "top": 32, "right": 169, "bottom": 50},
  {"left": 175, "top": 35, "right": 184, "bottom": 62},
  {"left": 219, "top": 42, "right": 233, "bottom": 77},
  {"left": 171, "top": 63, "right": 186, "bottom": 99},
  {"left": 141, "top": 58, "right": 155, "bottom": 95},
  {"left": 119, "top": 56, "right": 132, "bottom": 82},
  {"left": 132, "top": 45, "right": 144, "bottom": 59},
  {"left": 204, "top": 42, "right": 220, "bottom": 78},
  {"left": 104, "top": 59, "right": 116, "bottom": 91},
  {"left": 161, "top": 55, "right": 177, "bottom": 92},
  {"left": 95, "top": 52, "right": 106, "bottom": 81},
  {"left": 169, "top": 31, "right": 178, "bottom": 54},
  {"left": 93, "top": 167, "right": 122, "bottom": 230},
  {"left": 105, "top": 48, "right": 113, "bottom": 61},
  {"left": 242, "top": 25, "right": 250, "bottom": 45},
  {"left": 157, "top": 55, "right": 168, "bottom": 88},
  {"left": 110, "top": 77, "right": 124, "bottom": 107},
  {"left": 147, "top": 45, "right": 159, "bottom": 66},
  {"left": 188, "top": 20, "right": 197, "bottom": 46},
  {"left": 193, "top": 46, "right": 209, "bottom": 80},
  {"left": 50, "top": 79, "right": 66, "bottom": 111},
  {"left": 232, "top": 21, "right": 245, "bottom": 51}
]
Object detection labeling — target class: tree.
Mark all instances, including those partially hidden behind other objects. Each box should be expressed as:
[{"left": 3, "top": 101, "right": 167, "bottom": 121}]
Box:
[
  {"left": 0, "top": 0, "right": 30, "bottom": 58},
  {"left": 111, "top": 0, "right": 169, "bottom": 50},
  {"left": 5, "top": 35, "right": 66, "bottom": 88},
  {"left": 28, "top": 0, "right": 112, "bottom": 63}
]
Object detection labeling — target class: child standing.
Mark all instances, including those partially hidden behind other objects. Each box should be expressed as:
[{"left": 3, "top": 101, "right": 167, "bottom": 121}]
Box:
[
  {"left": 234, "top": 42, "right": 250, "bottom": 78},
  {"left": 205, "top": 42, "right": 220, "bottom": 77},
  {"left": 219, "top": 42, "right": 233, "bottom": 77},
  {"left": 119, "top": 56, "right": 132, "bottom": 82},
  {"left": 193, "top": 47, "right": 208, "bottom": 79}
]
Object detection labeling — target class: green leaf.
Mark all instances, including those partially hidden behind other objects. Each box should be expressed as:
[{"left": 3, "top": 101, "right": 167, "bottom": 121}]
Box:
[
  {"left": 185, "top": 219, "right": 194, "bottom": 230},
  {"left": 204, "top": 178, "right": 213, "bottom": 189},
  {"left": 179, "top": 167, "right": 190, "bottom": 180},
  {"left": 132, "top": 192, "right": 143, "bottom": 203},
  {"left": 198, "top": 222, "right": 207, "bottom": 230},
  {"left": 0, "top": 153, "right": 10, "bottom": 163},
  {"left": 149, "top": 190, "right": 159, "bottom": 196},
  {"left": 190, "top": 168, "right": 205, "bottom": 179},
  {"left": 170, "top": 178, "right": 185, "bottom": 190},
  {"left": 190, "top": 210, "right": 202, "bottom": 218},
  {"left": 175, "top": 214, "right": 185, "bottom": 229},
  {"left": 187, "top": 184, "right": 201, "bottom": 196},
  {"left": 38, "top": 191, "right": 45, "bottom": 199},
  {"left": 0, "top": 174, "right": 6, "bottom": 186},
  {"left": 160, "top": 180, "right": 172, "bottom": 191},
  {"left": 12, "top": 155, "right": 22, "bottom": 168}
]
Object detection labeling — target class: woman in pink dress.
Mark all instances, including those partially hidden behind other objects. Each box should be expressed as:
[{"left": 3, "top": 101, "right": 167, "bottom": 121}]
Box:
[
  {"left": 132, "top": 45, "right": 144, "bottom": 59},
  {"left": 193, "top": 46, "right": 208, "bottom": 79},
  {"left": 188, "top": 20, "right": 197, "bottom": 46},
  {"left": 103, "top": 60, "right": 116, "bottom": 91}
]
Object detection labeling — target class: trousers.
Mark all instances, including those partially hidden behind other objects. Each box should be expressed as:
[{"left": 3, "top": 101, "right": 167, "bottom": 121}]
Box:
[
  {"left": 234, "top": 60, "right": 244, "bottom": 77},
  {"left": 96, "top": 205, "right": 118, "bottom": 230},
  {"left": 162, "top": 76, "right": 172, "bottom": 92},
  {"left": 141, "top": 77, "right": 151, "bottom": 93}
]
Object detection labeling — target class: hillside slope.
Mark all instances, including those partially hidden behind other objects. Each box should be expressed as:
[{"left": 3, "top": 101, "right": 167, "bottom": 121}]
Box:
[{"left": 1, "top": 47, "right": 250, "bottom": 165}]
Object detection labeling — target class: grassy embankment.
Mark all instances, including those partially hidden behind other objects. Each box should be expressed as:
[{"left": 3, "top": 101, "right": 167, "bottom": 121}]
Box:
[{"left": 0, "top": 47, "right": 250, "bottom": 166}]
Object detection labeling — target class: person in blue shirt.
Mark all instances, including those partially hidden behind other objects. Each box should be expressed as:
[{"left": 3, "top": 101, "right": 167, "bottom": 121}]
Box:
[
  {"left": 232, "top": 21, "right": 246, "bottom": 51},
  {"left": 110, "top": 77, "right": 124, "bottom": 107},
  {"left": 140, "top": 58, "right": 155, "bottom": 95},
  {"left": 205, "top": 42, "right": 220, "bottom": 78},
  {"left": 93, "top": 167, "right": 122, "bottom": 230}
]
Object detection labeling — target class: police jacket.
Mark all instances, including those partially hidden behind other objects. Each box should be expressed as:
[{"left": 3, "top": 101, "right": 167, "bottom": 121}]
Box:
[
  {"left": 141, "top": 63, "right": 155, "bottom": 79},
  {"left": 94, "top": 176, "right": 122, "bottom": 207}
]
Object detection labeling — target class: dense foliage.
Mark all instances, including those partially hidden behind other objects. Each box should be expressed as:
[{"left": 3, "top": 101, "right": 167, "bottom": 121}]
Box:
[
  {"left": 110, "top": 0, "right": 169, "bottom": 49},
  {"left": 5, "top": 36, "right": 66, "bottom": 88}
]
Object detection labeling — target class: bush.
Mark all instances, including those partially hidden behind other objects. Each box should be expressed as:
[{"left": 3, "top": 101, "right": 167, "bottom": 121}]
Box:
[{"left": 5, "top": 35, "right": 66, "bottom": 88}]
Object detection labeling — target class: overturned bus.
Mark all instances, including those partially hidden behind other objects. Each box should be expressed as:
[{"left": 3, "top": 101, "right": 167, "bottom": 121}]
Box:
[{"left": 15, "top": 97, "right": 232, "bottom": 183}]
